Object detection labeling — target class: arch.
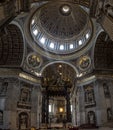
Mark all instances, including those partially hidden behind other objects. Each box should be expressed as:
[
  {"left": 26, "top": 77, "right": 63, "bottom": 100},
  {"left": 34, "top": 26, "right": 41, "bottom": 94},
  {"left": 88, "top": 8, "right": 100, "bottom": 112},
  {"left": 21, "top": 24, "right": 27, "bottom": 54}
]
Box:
[
  {"left": 94, "top": 31, "right": 113, "bottom": 69},
  {"left": 0, "top": 24, "right": 24, "bottom": 67},
  {"left": 40, "top": 61, "right": 79, "bottom": 76},
  {"left": 11, "top": 20, "right": 26, "bottom": 67},
  {"left": 40, "top": 61, "right": 78, "bottom": 89}
]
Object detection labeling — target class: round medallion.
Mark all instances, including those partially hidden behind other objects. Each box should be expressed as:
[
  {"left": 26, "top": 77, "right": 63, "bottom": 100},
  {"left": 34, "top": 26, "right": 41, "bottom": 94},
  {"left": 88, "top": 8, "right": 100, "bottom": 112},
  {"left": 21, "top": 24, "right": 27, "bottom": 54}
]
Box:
[
  {"left": 27, "top": 53, "right": 42, "bottom": 69},
  {"left": 78, "top": 56, "right": 91, "bottom": 70}
]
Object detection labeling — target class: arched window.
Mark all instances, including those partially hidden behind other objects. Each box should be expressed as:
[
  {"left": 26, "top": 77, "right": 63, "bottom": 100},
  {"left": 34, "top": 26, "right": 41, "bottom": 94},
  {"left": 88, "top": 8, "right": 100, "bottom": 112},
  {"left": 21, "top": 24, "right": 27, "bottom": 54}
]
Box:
[{"left": 0, "top": 111, "right": 3, "bottom": 125}]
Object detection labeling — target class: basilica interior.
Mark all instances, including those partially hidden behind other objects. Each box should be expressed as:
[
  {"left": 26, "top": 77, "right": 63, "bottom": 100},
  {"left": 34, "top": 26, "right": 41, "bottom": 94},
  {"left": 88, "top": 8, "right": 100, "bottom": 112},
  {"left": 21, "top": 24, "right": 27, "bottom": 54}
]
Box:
[{"left": 0, "top": 0, "right": 113, "bottom": 130}]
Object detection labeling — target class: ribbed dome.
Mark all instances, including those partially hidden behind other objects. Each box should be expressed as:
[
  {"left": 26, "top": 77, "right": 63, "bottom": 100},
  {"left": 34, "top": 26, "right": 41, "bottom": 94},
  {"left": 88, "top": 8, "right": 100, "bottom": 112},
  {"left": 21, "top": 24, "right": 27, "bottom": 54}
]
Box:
[
  {"left": 39, "top": 2, "right": 88, "bottom": 39},
  {"left": 30, "top": 1, "right": 92, "bottom": 55}
]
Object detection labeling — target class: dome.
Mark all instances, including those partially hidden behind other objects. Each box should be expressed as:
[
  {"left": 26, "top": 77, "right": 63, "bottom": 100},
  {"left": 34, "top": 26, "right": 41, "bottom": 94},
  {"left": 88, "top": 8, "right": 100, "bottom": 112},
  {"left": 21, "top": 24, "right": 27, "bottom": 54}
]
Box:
[{"left": 30, "top": 1, "right": 92, "bottom": 54}]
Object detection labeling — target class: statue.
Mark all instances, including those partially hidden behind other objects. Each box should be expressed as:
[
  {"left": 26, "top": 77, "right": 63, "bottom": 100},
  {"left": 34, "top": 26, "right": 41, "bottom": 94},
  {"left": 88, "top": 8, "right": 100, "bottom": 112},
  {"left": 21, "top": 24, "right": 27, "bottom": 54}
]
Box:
[
  {"left": 103, "top": 83, "right": 110, "bottom": 97},
  {"left": 88, "top": 111, "right": 95, "bottom": 124},
  {"left": 104, "top": 3, "right": 113, "bottom": 17},
  {"left": 107, "top": 108, "right": 112, "bottom": 120},
  {"left": 0, "top": 82, "right": 8, "bottom": 95}
]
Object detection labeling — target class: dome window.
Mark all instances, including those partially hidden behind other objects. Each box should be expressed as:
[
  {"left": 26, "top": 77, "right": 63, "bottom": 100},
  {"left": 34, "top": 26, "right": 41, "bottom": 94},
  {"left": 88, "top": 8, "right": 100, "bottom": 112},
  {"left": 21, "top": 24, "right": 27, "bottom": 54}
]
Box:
[
  {"left": 70, "top": 44, "right": 74, "bottom": 49},
  {"left": 31, "top": 19, "right": 35, "bottom": 25},
  {"left": 60, "top": 45, "right": 64, "bottom": 50},
  {"left": 86, "top": 33, "right": 90, "bottom": 39},
  {"left": 78, "top": 40, "right": 83, "bottom": 46},
  {"left": 28, "top": 1, "right": 93, "bottom": 55},
  {"left": 40, "top": 37, "right": 46, "bottom": 44},
  {"left": 49, "top": 42, "right": 55, "bottom": 49},
  {"left": 33, "top": 29, "right": 38, "bottom": 36}
]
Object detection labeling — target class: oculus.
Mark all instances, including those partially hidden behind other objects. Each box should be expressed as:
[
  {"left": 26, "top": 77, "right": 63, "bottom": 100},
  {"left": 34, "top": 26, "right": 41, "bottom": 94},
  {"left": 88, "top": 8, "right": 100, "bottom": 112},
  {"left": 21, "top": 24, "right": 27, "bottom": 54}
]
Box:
[{"left": 59, "top": 4, "right": 72, "bottom": 16}]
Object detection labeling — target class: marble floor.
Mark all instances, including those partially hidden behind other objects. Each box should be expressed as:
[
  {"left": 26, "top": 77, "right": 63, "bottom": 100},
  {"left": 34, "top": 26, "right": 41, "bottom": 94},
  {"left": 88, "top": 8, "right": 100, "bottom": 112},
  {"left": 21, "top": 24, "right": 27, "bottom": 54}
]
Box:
[
  {"left": 79, "top": 127, "right": 113, "bottom": 130},
  {"left": 41, "top": 127, "right": 113, "bottom": 130}
]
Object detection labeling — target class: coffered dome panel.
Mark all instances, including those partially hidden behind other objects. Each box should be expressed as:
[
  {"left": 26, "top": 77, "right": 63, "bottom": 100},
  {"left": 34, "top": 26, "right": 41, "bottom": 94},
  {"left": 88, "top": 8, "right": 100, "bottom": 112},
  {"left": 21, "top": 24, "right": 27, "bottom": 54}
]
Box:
[
  {"left": 39, "top": 3, "right": 87, "bottom": 39},
  {"left": 0, "top": 24, "right": 24, "bottom": 67}
]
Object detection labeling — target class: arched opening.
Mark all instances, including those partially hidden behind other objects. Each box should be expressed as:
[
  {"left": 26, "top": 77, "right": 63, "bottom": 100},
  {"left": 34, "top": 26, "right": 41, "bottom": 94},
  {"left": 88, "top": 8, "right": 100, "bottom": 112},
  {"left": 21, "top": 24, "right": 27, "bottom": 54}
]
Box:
[
  {"left": 41, "top": 62, "right": 76, "bottom": 127},
  {"left": 94, "top": 32, "right": 113, "bottom": 69},
  {"left": 0, "top": 24, "right": 24, "bottom": 67}
]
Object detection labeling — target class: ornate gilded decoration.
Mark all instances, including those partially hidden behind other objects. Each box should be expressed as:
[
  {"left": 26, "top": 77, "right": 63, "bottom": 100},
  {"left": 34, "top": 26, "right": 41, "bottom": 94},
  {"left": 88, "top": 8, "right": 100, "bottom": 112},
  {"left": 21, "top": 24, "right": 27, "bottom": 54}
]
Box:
[
  {"left": 78, "top": 55, "right": 91, "bottom": 70},
  {"left": 27, "top": 53, "right": 42, "bottom": 69}
]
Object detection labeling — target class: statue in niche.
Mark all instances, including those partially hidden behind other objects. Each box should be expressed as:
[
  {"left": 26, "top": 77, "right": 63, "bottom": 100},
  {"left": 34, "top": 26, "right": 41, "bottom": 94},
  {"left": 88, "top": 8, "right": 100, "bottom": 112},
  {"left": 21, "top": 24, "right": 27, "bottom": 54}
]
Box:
[
  {"left": 84, "top": 86, "right": 95, "bottom": 104},
  {"left": 103, "top": 83, "right": 110, "bottom": 98},
  {"left": 20, "top": 88, "right": 30, "bottom": 103},
  {"left": 107, "top": 108, "right": 112, "bottom": 120},
  {"left": 0, "top": 82, "right": 8, "bottom": 95},
  {"left": 104, "top": 4, "right": 113, "bottom": 18},
  {"left": 88, "top": 111, "right": 96, "bottom": 124},
  {"left": 19, "top": 112, "right": 28, "bottom": 129},
  {"left": 96, "top": 0, "right": 105, "bottom": 19},
  {"left": 96, "top": 1, "right": 113, "bottom": 19}
]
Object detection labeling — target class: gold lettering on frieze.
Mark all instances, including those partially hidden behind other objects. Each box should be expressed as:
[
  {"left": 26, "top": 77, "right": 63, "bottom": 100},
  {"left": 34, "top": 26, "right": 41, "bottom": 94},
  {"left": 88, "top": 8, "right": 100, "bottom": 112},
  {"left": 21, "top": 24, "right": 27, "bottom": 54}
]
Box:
[{"left": 19, "top": 73, "right": 40, "bottom": 83}]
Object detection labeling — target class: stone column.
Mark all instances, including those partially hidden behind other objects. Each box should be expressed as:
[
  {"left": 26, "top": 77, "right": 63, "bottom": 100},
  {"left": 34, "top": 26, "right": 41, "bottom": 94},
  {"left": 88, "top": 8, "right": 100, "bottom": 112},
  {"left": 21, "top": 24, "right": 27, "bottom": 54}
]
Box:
[
  {"left": 109, "top": 81, "right": 113, "bottom": 116},
  {"left": 65, "top": 85, "right": 71, "bottom": 122},
  {"left": 71, "top": 91, "right": 76, "bottom": 126},
  {"left": 41, "top": 90, "right": 46, "bottom": 123},
  {"left": 45, "top": 93, "right": 49, "bottom": 124},
  {"left": 94, "top": 80, "right": 102, "bottom": 126},
  {"left": 66, "top": 95, "right": 71, "bottom": 122},
  {"left": 4, "top": 78, "right": 19, "bottom": 130},
  {"left": 31, "top": 85, "right": 41, "bottom": 129},
  {"left": 37, "top": 92, "right": 42, "bottom": 129},
  {"left": 95, "top": 79, "right": 108, "bottom": 126},
  {"left": 78, "top": 86, "right": 85, "bottom": 125}
]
